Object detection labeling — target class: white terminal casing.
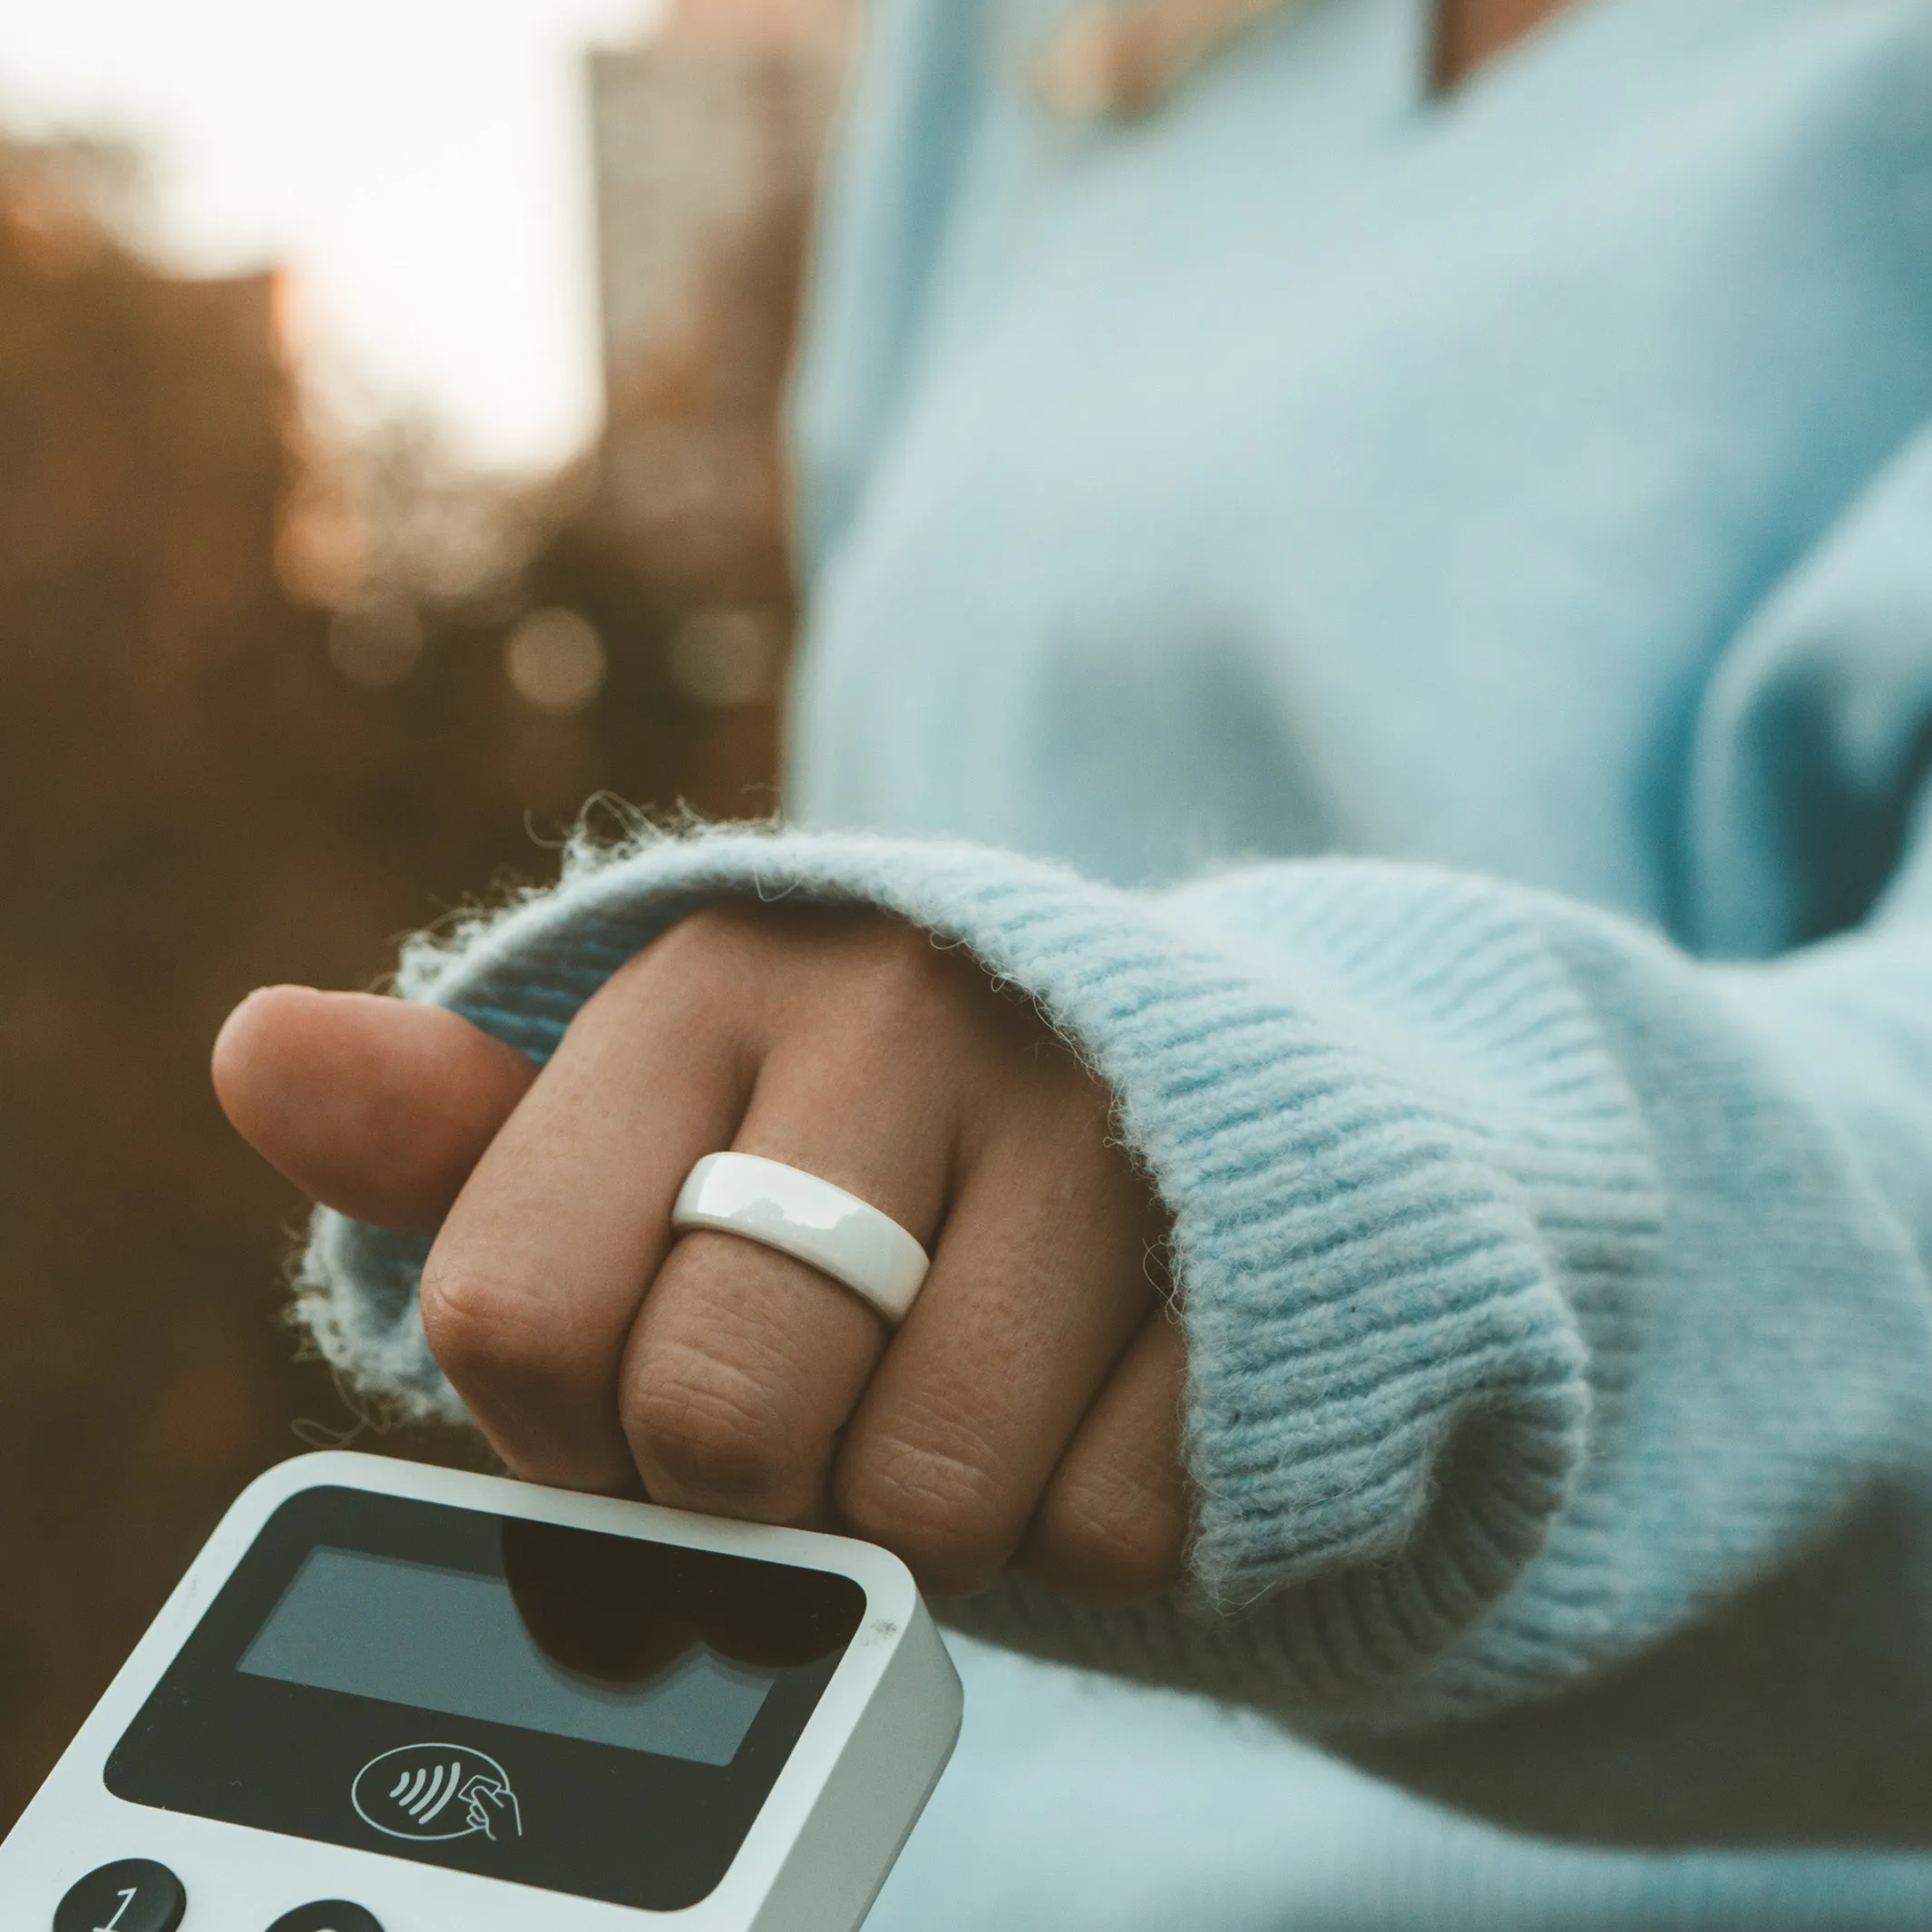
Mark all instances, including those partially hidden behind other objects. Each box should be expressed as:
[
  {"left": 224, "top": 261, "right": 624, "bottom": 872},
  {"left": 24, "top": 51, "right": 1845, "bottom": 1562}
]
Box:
[{"left": 0, "top": 1451, "right": 963, "bottom": 1930}]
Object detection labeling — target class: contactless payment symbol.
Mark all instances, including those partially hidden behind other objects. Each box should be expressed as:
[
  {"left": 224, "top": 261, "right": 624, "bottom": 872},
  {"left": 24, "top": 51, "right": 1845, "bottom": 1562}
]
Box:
[{"left": 352, "top": 1742, "right": 522, "bottom": 1843}]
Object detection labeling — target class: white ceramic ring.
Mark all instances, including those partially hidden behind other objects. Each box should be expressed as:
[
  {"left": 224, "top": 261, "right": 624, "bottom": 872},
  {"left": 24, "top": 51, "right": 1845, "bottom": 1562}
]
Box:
[{"left": 670, "top": 1152, "right": 932, "bottom": 1325}]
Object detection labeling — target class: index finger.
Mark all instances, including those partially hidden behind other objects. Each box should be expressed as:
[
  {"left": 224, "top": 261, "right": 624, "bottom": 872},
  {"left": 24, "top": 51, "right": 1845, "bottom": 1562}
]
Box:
[{"left": 418, "top": 948, "right": 751, "bottom": 1493}]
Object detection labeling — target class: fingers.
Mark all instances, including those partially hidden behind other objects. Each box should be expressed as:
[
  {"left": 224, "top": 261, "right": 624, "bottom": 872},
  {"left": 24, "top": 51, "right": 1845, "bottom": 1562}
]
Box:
[
  {"left": 567, "top": 906, "right": 1172, "bottom": 1596},
  {"left": 831, "top": 1063, "right": 1165, "bottom": 1596},
  {"left": 615, "top": 930, "right": 966, "bottom": 1527},
  {"left": 386, "top": 898, "right": 1190, "bottom": 1606},
  {"left": 1020, "top": 1312, "right": 1189, "bottom": 1606},
  {"left": 211, "top": 987, "right": 536, "bottom": 1234},
  {"left": 420, "top": 942, "right": 751, "bottom": 1494}
]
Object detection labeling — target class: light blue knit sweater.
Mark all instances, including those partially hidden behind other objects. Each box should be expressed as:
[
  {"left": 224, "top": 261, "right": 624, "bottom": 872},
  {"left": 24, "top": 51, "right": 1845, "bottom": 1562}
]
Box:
[{"left": 301, "top": 0, "right": 1932, "bottom": 1920}]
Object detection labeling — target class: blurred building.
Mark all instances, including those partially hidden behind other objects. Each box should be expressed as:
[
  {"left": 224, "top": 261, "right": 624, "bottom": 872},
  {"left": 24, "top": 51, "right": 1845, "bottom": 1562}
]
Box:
[
  {"left": 0, "top": 10, "right": 858, "bottom": 1830},
  {"left": 0, "top": 136, "right": 323, "bottom": 1830},
  {"left": 586, "top": 0, "right": 854, "bottom": 709},
  {"left": 0, "top": 138, "right": 286, "bottom": 711}
]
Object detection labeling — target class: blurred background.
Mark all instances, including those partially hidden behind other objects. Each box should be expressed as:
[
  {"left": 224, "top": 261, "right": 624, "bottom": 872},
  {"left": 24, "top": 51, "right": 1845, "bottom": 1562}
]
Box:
[{"left": 0, "top": 0, "right": 854, "bottom": 1825}]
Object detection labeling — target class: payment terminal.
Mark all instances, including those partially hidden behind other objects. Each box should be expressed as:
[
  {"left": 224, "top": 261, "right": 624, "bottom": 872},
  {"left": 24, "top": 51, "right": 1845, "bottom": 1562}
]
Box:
[{"left": 0, "top": 1452, "right": 962, "bottom": 1929}]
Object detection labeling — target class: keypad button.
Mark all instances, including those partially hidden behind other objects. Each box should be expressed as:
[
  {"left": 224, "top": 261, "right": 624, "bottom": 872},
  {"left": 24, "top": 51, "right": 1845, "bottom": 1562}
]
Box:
[
  {"left": 266, "top": 1907, "right": 385, "bottom": 1932},
  {"left": 54, "top": 1859, "right": 186, "bottom": 1932}
]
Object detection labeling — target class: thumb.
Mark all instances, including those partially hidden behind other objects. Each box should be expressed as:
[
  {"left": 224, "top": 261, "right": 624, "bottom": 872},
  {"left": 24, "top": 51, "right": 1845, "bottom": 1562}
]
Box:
[{"left": 212, "top": 986, "right": 538, "bottom": 1234}]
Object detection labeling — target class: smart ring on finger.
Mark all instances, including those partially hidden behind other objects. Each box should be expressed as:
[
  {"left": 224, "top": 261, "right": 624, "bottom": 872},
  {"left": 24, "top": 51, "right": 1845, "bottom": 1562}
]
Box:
[{"left": 671, "top": 1152, "right": 932, "bottom": 1325}]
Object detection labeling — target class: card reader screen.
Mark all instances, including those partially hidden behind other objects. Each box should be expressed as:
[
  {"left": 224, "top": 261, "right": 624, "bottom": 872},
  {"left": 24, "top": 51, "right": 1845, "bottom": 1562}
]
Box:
[
  {"left": 240, "top": 1546, "right": 777, "bottom": 1765},
  {"left": 104, "top": 1486, "right": 868, "bottom": 1912}
]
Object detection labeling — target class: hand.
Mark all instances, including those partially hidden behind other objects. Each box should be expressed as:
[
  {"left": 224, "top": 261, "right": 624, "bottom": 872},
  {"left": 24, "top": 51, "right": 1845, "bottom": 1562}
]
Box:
[
  {"left": 212, "top": 904, "right": 1189, "bottom": 1605},
  {"left": 461, "top": 1777, "right": 520, "bottom": 1841}
]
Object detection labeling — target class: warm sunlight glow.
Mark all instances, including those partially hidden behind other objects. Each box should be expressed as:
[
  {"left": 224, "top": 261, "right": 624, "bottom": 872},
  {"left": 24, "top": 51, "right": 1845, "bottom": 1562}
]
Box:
[{"left": 0, "top": 0, "right": 660, "bottom": 470}]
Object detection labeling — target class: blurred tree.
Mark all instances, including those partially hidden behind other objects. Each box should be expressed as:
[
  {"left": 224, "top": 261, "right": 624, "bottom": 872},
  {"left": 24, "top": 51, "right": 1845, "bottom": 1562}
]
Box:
[{"left": 0, "top": 36, "right": 829, "bottom": 1818}]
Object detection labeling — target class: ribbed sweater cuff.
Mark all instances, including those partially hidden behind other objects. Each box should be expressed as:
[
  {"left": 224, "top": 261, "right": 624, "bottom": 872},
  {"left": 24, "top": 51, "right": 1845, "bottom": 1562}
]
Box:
[{"left": 297, "top": 824, "right": 1661, "bottom": 1722}]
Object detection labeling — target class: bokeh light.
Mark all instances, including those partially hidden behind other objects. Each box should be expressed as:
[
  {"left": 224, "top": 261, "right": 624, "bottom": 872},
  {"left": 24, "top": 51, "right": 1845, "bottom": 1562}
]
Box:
[
  {"left": 327, "top": 602, "right": 424, "bottom": 690},
  {"left": 669, "top": 608, "right": 778, "bottom": 707},
  {"left": 505, "top": 606, "right": 609, "bottom": 715}
]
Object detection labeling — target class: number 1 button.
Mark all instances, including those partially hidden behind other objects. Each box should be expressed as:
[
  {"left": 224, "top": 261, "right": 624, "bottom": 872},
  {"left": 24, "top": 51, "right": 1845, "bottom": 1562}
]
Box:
[{"left": 54, "top": 1859, "right": 186, "bottom": 1932}]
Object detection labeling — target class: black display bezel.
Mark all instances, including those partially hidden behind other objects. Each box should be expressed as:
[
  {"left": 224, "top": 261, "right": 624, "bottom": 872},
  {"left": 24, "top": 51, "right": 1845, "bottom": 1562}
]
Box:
[{"left": 104, "top": 1486, "right": 867, "bottom": 1911}]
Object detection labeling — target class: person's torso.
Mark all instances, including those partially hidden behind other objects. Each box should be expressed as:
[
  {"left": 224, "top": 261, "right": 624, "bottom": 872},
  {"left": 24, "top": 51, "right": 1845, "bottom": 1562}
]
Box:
[{"left": 787, "top": 0, "right": 1932, "bottom": 939}]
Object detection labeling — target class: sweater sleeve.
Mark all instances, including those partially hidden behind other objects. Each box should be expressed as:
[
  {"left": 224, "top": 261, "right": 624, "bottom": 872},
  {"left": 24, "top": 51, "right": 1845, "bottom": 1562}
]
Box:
[{"left": 294, "top": 813, "right": 1932, "bottom": 1845}]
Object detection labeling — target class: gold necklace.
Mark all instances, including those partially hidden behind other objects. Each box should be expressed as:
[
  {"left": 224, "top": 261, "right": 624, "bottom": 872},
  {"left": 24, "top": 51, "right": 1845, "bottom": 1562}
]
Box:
[{"left": 1033, "top": 0, "right": 1307, "bottom": 119}]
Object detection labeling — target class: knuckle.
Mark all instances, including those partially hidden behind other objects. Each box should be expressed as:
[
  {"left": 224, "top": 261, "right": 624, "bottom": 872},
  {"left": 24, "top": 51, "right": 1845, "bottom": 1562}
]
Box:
[
  {"left": 622, "top": 1352, "right": 793, "bottom": 1501},
  {"left": 837, "top": 1435, "right": 1013, "bottom": 1592},
  {"left": 658, "top": 900, "right": 755, "bottom": 958},
  {"left": 618, "top": 903, "right": 751, "bottom": 999},
  {"left": 862, "top": 922, "right": 969, "bottom": 1020},
  {"left": 630, "top": 901, "right": 990, "bottom": 1061},
  {"left": 420, "top": 1253, "right": 569, "bottom": 1388},
  {"left": 1032, "top": 1467, "right": 1186, "bottom": 1605}
]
